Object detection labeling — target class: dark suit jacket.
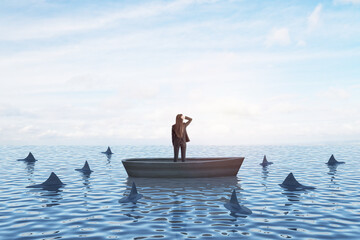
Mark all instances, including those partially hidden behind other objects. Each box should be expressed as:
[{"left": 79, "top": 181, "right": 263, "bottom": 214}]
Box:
[{"left": 172, "top": 117, "right": 192, "bottom": 145}]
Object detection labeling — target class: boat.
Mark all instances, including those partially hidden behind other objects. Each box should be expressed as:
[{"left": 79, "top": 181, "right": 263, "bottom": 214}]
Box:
[{"left": 121, "top": 157, "right": 245, "bottom": 178}]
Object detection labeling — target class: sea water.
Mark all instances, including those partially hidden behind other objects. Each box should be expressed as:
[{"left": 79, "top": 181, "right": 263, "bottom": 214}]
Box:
[{"left": 0, "top": 145, "right": 359, "bottom": 239}]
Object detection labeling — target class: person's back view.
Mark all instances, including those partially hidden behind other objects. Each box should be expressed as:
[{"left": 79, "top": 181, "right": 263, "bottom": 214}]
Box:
[{"left": 172, "top": 114, "right": 192, "bottom": 162}]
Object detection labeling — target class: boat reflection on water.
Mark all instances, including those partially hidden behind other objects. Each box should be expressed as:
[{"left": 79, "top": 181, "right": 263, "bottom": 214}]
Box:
[
  {"left": 125, "top": 176, "right": 240, "bottom": 191},
  {"left": 124, "top": 176, "right": 240, "bottom": 211},
  {"left": 125, "top": 176, "right": 241, "bottom": 211},
  {"left": 123, "top": 176, "right": 241, "bottom": 237}
]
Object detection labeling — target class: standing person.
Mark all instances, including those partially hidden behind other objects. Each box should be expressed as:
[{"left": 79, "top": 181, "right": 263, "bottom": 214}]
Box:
[{"left": 172, "top": 114, "right": 192, "bottom": 162}]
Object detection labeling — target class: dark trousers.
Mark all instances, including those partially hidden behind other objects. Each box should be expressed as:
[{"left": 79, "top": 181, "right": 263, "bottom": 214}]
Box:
[{"left": 173, "top": 142, "right": 186, "bottom": 162}]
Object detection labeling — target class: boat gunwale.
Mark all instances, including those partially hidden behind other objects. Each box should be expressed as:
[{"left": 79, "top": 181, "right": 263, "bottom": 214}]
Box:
[{"left": 122, "top": 157, "right": 244, "bottom": 164}]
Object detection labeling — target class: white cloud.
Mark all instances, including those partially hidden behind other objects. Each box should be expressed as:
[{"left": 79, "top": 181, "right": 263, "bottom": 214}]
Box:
[
  {"left": 317, "top": 87, "right": 350, "bottom": 100},
  {"left": 265, "top": 28, "right": 291, "bottom": 47},
  {"left": 1, "top": 1, "right": 360, "bottom": 145},
  {"left": 0, "top": 105, "right": 35, "bottom": 118},
  {"left": 0, "top": 0, "right": 197, "bottom": 41},
  {"left": 334, "top": 0, "right": 360, "bottom": 5},
  {"left": 297, "top": 40, "right": 306, "bottom": 47},
  {"left": 307, "top": 4, "right": 322, "bottom": 32}
]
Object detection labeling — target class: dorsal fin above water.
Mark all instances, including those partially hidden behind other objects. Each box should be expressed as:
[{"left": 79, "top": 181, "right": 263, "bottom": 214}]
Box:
[
  {"left": 263, "top": 155, "right": 268, "bottom": 164},
  {"left": 260, "top": 155, "right": 273, "bottom": 166},
  {"left": 26, "top": 152, "right": 36, "bottom": 161},
  {"left": 82, "top": 161, "right": 91, "bottom": 171},
  {"left": 130, "top": 182, "right": 138, "bottom": 196},
  {"left": 229, "top": 189, "right": 239, "bottom": 205},
  {"left": 280, "top": 172, "right": 315, "bottom": 190},
  {"left": 327, "top": 154, "right": 343, "bottom": 165},
  {"left": 102, "top": 146, "right": 113, "bottom": 155},
  {"left": 329, "top": 154, "right": 337, "bottom": 163},
  {"left": 224, "top": 189, "right": 252, "bottom": 215},
  {"left": 281, "top": 172, "right": 301, "bottom": 187},
  {"left": 119, "top": 182, "right": 143, "bottom": 203},
  {"left": 75, "top": 161, "right": 93, "bottom": 173},
  {"left": 18, "top": 152, "right": 37, "bottom": 162},
  {"left": 106, "top": 146, "right": 112, "bottom": 153},
  {"left": 26, "top": 172, "right": 65, "bottom": 189},
  {"left": 42, "top": 172, "right": 64, "bottom": 186},
  {"left": 326, "top": 154, "right": 345, "bottom": 165}
]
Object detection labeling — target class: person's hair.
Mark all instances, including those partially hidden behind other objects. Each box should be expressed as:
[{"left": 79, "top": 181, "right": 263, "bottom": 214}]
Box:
[{"left": 174, "top": 114, "right": 184, "bottom": 138}]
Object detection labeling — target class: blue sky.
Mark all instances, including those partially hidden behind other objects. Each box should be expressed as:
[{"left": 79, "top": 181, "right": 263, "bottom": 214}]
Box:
[{"left": 1, "top": 0, "right": 360, "bottom": 145}]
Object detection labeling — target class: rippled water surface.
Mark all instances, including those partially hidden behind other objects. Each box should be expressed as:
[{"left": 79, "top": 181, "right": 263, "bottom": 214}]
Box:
[{"left": 0, "top": 145, "right": 359, "bottom": 239}]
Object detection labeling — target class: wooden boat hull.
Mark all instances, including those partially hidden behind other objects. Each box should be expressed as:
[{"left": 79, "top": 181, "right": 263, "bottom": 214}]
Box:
[{"left": 122, "top": 157, "right": 245, "bottom": 178}]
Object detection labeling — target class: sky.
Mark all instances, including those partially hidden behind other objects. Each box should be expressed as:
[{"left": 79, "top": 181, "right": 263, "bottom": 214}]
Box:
[{"left": 1, "top": 0, "right": 360, "bottom": 145}]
